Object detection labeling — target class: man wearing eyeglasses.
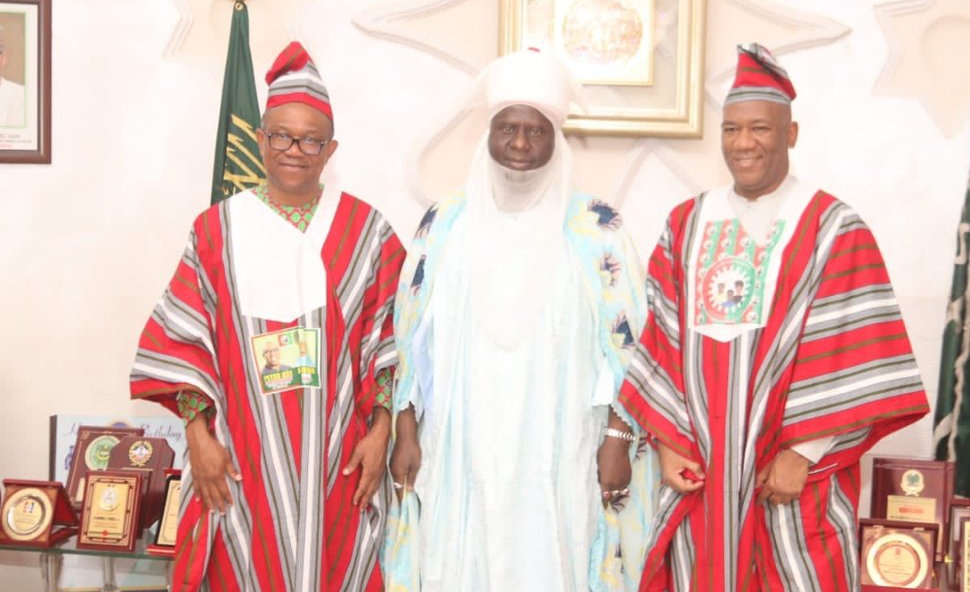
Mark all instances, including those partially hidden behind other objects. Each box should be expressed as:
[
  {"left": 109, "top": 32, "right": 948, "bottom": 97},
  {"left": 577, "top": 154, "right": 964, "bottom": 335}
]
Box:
[{"left": 131, "top": 42, "right": 404, "bottom": 591}]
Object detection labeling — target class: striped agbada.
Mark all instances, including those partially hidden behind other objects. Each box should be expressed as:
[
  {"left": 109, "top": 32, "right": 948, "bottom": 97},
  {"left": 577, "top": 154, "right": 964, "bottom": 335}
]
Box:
[
  {"left": 131, "top": 189, "right": 404, "bottom": 591},
  {"left": 619, "top": 185, "right": 928, "bottom": 591}
]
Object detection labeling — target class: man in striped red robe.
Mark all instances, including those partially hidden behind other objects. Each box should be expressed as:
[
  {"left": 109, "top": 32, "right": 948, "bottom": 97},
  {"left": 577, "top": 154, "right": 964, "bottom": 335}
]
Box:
[
  {"left": 619, "top": 43, "right": 929, "bottom": 591},
  {"left": 130, "top": 42, "right": 403, "bottom": 591}
]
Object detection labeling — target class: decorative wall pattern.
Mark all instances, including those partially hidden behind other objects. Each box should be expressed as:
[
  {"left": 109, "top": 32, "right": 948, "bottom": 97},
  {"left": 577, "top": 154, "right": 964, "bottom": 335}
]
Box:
[
  {"left": 875, "top": 0, "right": 970, "bottom": 136},
  {"left": 351, "top": 0, "right": 853, "bottom": 207}
]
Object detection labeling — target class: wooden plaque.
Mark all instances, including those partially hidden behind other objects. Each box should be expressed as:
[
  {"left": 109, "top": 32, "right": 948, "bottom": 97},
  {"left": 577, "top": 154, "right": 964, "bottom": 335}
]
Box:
[
  {"left": 859, "top": 518, "right": 937, "bottom": 590},
  {"left": 949, "top": 497, "right": 970, "bottom": 585},
  {"left": 0, "top": 479, "right": 78, "bottom": 548},
  {"left": 65, "top": 425, "right": 144, "bottom": 508},
  {"left": 957, "top": 510, "right": 970, "bottom": 592},
  {"left": 870, "top": 457, "right": 953, "bottom": 562},
  {"left": 147, "top": 470, "right": 181, "bottom": 557},
  {"left": 77, "top": 471, "right": 143, "bottom": 552},
  {"left": 107, "top": 436, "right": 174, "bottom": 532}
]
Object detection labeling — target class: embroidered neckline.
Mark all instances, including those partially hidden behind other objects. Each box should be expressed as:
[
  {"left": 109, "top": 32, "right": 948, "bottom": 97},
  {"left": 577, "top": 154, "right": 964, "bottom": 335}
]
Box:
[{"left": 255, "top": 184, "right": 322, "bottom": 232}]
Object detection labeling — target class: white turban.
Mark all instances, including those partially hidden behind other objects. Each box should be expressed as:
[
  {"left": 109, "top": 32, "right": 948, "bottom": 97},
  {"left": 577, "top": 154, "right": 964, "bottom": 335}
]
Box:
[{"left": 484, "top": 49, "right": 579, "bottom": 128}]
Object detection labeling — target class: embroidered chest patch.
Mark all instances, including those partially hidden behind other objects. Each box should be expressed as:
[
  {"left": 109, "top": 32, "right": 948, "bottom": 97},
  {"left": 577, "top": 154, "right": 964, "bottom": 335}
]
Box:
[{"left": 692, "top": 219, "right": 784, "bottom": 326}]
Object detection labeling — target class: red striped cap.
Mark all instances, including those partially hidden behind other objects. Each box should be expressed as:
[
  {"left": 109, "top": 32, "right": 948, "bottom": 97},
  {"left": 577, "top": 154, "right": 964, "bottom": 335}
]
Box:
[
  {"left": 725, "top": 43, "right": 796, "bottom": 105},
  {"left": 265, "top": 42, "right": 334, "bottom": 122}
]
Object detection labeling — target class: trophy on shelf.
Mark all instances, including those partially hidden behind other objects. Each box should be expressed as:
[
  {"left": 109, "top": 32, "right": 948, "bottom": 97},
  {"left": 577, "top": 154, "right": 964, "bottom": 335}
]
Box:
[
  {"left": 64, "top": 425, "right": 144, "bottom": 508},
  {"left": 146, "top": 469, "right": 181, "bottom": 557},
  {"left": 76, "top": 471, "right": 144, "bottom": 553},
  {"left": 869, "top": 457, "right": 954, "bottom": 563},
  {"left": 106, "top": 435, "right": 175, "bottom": 532},
  {"left": 0, "top": 479, "right": 79, "bottom": 548},
  {"left": 859, "top": 518, "right": 937, "bottom": 590}
]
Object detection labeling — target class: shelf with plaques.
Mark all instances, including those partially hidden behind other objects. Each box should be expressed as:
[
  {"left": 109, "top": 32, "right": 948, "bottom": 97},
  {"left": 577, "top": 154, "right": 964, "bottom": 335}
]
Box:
[
  {"left": 0, "top": 530, "right": 172, "bottom": 560},
  {"left": 0, "top": 530, "right": 170, "bottom": 592}
]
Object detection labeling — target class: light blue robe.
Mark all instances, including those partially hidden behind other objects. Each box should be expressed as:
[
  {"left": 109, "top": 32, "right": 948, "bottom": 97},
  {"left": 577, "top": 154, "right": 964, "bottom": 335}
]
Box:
[{"left": 384, "top": 192, "right": 658, "bottom": 591}]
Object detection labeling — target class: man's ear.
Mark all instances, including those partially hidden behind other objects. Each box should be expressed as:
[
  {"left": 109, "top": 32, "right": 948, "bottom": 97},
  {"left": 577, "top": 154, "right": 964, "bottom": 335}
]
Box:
[
  {"left": 323, "top": 139, "right": 339, "bottom": 161},
  {"left": 788, "top": 121, "right": 799, "bottom": 148}
]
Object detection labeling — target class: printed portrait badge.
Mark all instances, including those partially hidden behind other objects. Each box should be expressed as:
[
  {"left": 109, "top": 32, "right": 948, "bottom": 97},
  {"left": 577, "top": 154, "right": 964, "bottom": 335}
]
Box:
[{"left": 250, "top": 327, "right": 322, "bottom": 395}]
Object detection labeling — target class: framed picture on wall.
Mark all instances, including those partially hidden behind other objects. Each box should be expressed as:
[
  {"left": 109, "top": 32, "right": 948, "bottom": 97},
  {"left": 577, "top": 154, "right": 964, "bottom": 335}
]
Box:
[
  {"left": 0, "top": 0, "right": 50, "bottom": 164},
  {"left": 499, "top": 0, "right": 706, "bottom": 138}
]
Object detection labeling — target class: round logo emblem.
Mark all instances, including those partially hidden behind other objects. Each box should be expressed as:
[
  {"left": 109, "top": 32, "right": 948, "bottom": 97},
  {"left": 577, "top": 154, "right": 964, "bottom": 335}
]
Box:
[
  {"left": 866, "top": 532, "right": 929, "bottom": 587},
  {"left": 98, "top": 485, "right": 120, "bottom": 512},
  {"left": 2, "top": 488, "right": 53, "bottom": 540},
  {"left": 900, "top": 469, "right": 925, "bottom": 496},
  {"left": 700, "top": 257, "right": 756, "bottom": 323},
  {"left": 84, "top": 435, "right": 120, "bottom": 470},
  {"left": 128, "top": 440, "right": 154, "bottom": 467}
]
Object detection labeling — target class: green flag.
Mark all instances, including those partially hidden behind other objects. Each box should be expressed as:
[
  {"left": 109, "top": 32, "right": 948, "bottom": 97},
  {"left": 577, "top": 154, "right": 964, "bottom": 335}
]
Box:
[
  {"left": 210, "top": 0, "right": 264, "bottom": 205},
  {"left": 934, "top": 173, "right": 970, "bottom": 497}
]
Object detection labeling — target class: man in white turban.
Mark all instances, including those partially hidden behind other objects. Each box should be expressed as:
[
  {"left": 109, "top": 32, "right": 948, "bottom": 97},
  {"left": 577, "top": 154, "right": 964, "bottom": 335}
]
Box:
[{"left": 385, "top": 49, "right": 658, "bottom": 591}]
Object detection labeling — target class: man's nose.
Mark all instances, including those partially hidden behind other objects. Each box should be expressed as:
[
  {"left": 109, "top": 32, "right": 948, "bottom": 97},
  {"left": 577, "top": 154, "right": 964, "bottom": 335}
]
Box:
[
  {"left": 734, "top": 128, "right": 756, "bottom": 148},
  {"left": 510, "top": 129, "right": 530, "bottom": 150}
]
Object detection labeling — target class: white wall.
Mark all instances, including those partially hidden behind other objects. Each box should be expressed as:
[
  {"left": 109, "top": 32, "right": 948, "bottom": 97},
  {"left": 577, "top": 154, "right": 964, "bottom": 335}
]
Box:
[{"left": 1, "top": 0, "right": 968, "bottom": 588}]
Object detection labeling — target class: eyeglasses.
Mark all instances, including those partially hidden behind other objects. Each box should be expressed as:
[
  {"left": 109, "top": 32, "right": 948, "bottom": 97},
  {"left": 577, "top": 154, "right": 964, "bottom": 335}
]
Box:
[{"left": 263, "top": 132, "right": 330, "bottom": 156}]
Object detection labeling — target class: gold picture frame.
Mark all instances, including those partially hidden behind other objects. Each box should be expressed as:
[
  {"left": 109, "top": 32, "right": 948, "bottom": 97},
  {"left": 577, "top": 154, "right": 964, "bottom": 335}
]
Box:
[{"left": 500, "top": 0, "right": 706, "bottom": 138}]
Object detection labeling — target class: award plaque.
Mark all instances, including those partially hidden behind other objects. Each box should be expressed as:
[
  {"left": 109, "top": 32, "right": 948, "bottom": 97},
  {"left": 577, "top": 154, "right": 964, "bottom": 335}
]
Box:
[
  {"left": 147, "top": 470, "right": 181, "bottom": 556},
  {"left": 107, "top": 435, "right": 174, "bottom": 531},
  {"left": 77, "top": 471, "right": 143, "bottom": 552},
  {"left": 859, "top": 518, "right": 937, "bottom": 590},
  {"left": 0, "top": 480, "right": 78, "bottom": 548},
  {"left": 870, "top": 457, "right": 954, "bottom": 562},
  {"left": 961, "top": 518, "right": 970, "bottom": 592},
  {"left": 950, "top": 497, "right": 970, "bottom": 581},
  {"left": 65, "top": 425, "right": 144, "bottom": 508}
]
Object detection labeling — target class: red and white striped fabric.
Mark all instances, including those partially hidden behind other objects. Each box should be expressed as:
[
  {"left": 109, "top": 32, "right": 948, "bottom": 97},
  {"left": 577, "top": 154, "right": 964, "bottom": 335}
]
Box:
[
  {"left": 131, "top": 191, "right": 404, "bottom": 591},
  {"left": 620, "top": 188, "right": 929, "bottom": 591}
]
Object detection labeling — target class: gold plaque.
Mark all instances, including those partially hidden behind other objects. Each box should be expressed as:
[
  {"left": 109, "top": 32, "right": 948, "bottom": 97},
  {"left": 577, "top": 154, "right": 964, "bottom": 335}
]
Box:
[
  {"left": 156, "top": 477, "right": 180, "bottom": 547},
  {"left": 859, "top": 518, "right": 936, "bottom": 589},
  {"left": 886, "top": 494, "right": 936, "bottom": 524},
  {"left": 1, "top": 488, "right": 53, "bottom": 541},
  {"left": 0, "top": 480, "right": 78, "bottom": 548},
  {"left": 77, "top": 471, "right": 142, "bottom": 552},
  {"left": 865, "top": 532, "right": 929, "bottom": 587},
  {"left": 870, "top": 457, "right": 954, "bottom": 563},
  {"left": 962, "top": 520, "right": 970, "bottom": 592}
]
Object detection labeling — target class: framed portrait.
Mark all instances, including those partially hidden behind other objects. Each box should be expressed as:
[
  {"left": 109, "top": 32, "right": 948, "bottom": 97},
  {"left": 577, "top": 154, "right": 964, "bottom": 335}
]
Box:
[
  {"left": 500, "top": 0, "right": 706, "bottom": 137},
  {"left": 0, "top": 0, "right": 50, "bottom": 163}
]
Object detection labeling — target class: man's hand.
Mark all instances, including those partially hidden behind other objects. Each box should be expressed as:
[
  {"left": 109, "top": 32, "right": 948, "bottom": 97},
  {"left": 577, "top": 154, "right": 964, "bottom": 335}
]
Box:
[
  {"left": 756, "top": 448, "right": 810, "bottom": 505},
  {"left": 597, "top": 437, "right": 632, "bottom": 507},
  {"left": 343, "top": 407, "right": 392, "bottom": 507},
  {"left": 388, "top": 406, "right": 421, "bottom": 501},
  {"left": 186, "top": 415, "right": 241, "bottom": 514},
  {"left": 657, "top": 441, "right": 705, "bottom": 494}
]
